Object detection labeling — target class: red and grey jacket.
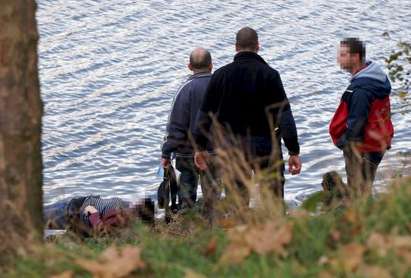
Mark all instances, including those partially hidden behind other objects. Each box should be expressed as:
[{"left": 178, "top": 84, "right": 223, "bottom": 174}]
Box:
[{"left": 329, "top": 61, "right": 394, "bottom": 153}]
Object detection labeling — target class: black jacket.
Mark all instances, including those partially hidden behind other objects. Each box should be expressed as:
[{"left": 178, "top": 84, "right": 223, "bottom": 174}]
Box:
[
  {"left": 194, "top": 51, "right": 300, "bottom": 155},
  {"left": 162, "top": 73, "right": 212, "bottom": 159}
]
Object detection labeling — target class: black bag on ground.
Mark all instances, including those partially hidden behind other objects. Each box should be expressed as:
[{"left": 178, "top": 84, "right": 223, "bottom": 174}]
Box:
[{"left": 157, "top": 165, "right": 179, "bottom": 209}]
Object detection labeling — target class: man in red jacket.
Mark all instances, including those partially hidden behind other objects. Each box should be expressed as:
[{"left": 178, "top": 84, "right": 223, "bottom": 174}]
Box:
[{"left": 330, "top": 38, "right": 394, "bottom": 195}]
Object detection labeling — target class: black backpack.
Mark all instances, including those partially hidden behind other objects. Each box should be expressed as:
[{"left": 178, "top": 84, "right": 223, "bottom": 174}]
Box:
[{"left": 157, "top": 165, "right": 179, "bottom": 211}]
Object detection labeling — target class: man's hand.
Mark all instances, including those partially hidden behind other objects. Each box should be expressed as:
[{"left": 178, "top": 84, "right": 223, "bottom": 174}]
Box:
[
  {"left": 84, "top": 205, "right": 98, "bottom": 215},
  {"left": 288, "top": 155, "right": 302, "bottom": 175},
  {"left": 194, "top": 151, "right": 209, "bottom": 171},
  {"left": 161, "top": 158, "right": 170, "bottom": 168}
]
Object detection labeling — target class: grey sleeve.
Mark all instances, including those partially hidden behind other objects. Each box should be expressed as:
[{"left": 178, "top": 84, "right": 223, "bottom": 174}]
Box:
[{"left": 161, "top": 86, "right": 191, "bottom": 158}]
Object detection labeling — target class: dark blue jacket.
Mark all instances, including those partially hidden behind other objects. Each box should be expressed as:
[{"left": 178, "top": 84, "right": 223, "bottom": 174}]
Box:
[
  {"left": 162, "top": 72, "right": 212, "bottom": 159},
  {"left": 194, "top": 51, "right": 300, "bottom": 156}
]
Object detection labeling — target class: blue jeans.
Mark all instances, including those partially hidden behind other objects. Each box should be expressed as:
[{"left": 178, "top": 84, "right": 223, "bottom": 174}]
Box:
[{"left": 44, "top": 200, "right": 70, "bottom": 229}]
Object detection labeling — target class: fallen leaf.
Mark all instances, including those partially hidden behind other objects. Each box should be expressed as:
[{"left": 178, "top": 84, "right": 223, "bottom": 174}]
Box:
[
  {"left": 50, "top": 271, "right": 73, "bottom": 278},
  {"left": 391, "top": 235, "right": 411, "bottom": 249},
  {"left": 76, "top": 245, "right": 145, "bottom": 278},
  {"left": 245, "top": 222, "right": 293, "bottom": 256},
  {"left": 185, "top": 269, "right": 207, "bottom": 278},
  {"left": 339, "top": 243, "right": 365, "bottom": 272},
  {"left": 219, "top": 244, "right": 251, "bottom": 265},
  {"left": 396, "top": 249, "right": 411, "bottom": 264},
  {"left": 367, "top": 233, "right": 411, "bottom": 258},
  {"left": 359, "top": 265, "right": 392, "bottom": 278},
  {"left": 318, "top": 270, "right": 334, "bottom": 278},
  {"left": 367, "top": 233, "right": 389, "bottom": 256},
  {"left": 217, "top": 217, "right": 237, "bottom": 229},
  {"left": 219, "top": 221, "right": 293, "bottom": 265},
  {"left": 344, "top": 209, "right": 359, "bottom": 224},
  {"left": 204, "top": 237, "right": 217, "bottom": 257}
]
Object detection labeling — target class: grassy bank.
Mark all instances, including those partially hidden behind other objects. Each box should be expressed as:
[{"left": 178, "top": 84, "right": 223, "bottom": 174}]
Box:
[{"left": 5, "top": 176, "right": 411, "bottom": 278}]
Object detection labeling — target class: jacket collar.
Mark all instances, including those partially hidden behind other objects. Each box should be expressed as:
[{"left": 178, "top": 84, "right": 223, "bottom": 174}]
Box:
[
  {"left": 189, "top": 72, "right": 212, "bottom": 80},
  {"left": 234, "top": 51, "right": 267, "bottom": 64}
]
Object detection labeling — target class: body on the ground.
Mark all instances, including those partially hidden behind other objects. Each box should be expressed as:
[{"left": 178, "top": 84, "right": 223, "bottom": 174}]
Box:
[{"left": 44, "top": 196, "right": 155, "bottom": 236}]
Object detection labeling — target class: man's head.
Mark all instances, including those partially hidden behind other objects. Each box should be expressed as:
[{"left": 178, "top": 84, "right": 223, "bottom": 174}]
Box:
[
  {"left": 188, "top": 48, "right": 212, "bottom": 73},
  {"left": 236, "top": 27, "right": 259, "bottom": 53},
  {"left": 338, "top": 38, "right": 366, "bottom": 73}
]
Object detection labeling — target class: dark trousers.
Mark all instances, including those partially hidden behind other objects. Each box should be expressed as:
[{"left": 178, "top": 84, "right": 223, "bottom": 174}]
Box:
[
  {"left": 242, "top": 136, "right": 285, "bottom": 202},
  {"left": 200, "top": 136, "right": 285, "bottom": 216},
  {"left": 200, "top": 157, "right": 222, "bottom": 224},
  {"left": 44, "top": 201, "right": 69, "bottom": 229},
  {"left": 343, "top": 147, "right": 384, "bottom": 195},
  {"left": 175, "top": 156, "right": 199, "bottom": 208}
]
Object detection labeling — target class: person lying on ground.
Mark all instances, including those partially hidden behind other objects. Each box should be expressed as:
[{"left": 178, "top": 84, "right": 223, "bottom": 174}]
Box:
[{"left": 44, "top": 196, "right": 155, "bottom": 236}]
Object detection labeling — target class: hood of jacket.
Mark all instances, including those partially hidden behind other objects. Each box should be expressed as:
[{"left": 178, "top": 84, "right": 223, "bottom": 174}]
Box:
[{"left": 351, "top": 61, "right": 391, "bottom": 98}]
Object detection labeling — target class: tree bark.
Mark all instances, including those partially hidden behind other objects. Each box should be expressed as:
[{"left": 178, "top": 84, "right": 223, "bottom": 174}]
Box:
[{"left": 0, "top": 0, "right": 43, "bottom": 259}]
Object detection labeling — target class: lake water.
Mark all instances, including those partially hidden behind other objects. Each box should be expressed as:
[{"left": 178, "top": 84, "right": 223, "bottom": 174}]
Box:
[{"left": 38, "top": 0, "right": 411, "bottom": 206}]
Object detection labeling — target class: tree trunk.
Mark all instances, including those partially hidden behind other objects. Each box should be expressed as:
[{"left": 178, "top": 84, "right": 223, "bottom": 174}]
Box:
[{"left": 0, "top": 0, "right": 43, "bottom": 259}]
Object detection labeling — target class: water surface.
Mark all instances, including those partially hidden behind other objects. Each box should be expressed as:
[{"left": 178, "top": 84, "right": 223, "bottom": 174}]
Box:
[{"left": 38, "top": 0, "right": 411, "bottom": 205}]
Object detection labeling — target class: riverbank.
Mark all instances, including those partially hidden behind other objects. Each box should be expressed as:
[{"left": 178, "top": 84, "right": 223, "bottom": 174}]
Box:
[{"left": 4, "top": 175, "right": 411, "bottom": 278}]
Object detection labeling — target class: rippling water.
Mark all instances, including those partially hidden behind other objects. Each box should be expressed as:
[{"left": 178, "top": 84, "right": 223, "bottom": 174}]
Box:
[{"left": 38, "top": 0, "right": 411, "bottom": 206}]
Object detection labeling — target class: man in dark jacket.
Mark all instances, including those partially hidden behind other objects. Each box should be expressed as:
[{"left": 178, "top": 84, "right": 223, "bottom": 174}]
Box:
[
  {"left": 194, "top": 27, "right": 302, "bottom": 206},
  {"left": 161, "top": 48, "right": 213, "bottom": 208},
  {"left": 330, "top": 38, "right": 394, "bottom": 195}
]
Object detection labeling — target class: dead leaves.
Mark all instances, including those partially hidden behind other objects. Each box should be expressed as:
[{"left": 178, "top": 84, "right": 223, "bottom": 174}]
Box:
[
  {"left": 319, "top": 232, "right": 411, "bottom": 277},
  {"left": 75, "top": 245, "right": 145, "bottom": 278},
  {"left": 358, "top": 265, "right": 392, "bottom": 278},
  {"left": 367, "top": 232, "right": 411, "bottom": 264},
  {"left": 203, "top": 237, "right": 218, "bottom": 257},
  {"left": 336, "top": 243, "right": 365, "bottom": 272},
  {"left": 219, "top": 221, "right": 293, "bottom": 265},
  {"left": 245, "top": 222, "right": 293, "bottom": 256},
  {"left": 50, "top": 271, "right": 73, "bottom": 278}
]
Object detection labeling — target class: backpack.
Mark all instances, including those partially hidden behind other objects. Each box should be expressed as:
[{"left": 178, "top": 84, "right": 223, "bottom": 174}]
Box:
[{"left": 157, "top": 165, "right": 179, "bottom": 208}]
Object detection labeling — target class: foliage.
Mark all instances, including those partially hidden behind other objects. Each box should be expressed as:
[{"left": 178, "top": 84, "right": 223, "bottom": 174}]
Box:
[
  {"left": 4, "top": 177, "right": 411, "bottom": 278},
  {"left": 385, "top": 41, "right": 411, "bottom": 95}
]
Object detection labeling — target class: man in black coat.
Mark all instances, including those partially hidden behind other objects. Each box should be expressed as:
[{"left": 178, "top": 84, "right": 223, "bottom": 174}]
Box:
[{"left": 194, "top": 27, "right": 302, "bottom": 206}]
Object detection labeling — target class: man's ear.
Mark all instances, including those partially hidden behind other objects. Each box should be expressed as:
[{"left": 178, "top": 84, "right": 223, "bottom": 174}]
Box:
[
  {"left": 209, "top": 63, "right": 213, "bottom": 72},
  {"left": 256, "top": 43, "right": 260, "bottom": 52},
  {"left": 188, "top": 63, "right": 193, "bottom": 71},
  {"left": 235, "top": 44, "right": 240, "bottom": 52}
]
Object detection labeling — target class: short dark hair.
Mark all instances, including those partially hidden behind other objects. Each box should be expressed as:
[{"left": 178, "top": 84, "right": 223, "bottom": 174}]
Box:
[
  {"left": 236, "top": 27, "right": 258, "bottom": 50},
  {"left": 189, "top": 49, "right": 212, "bottom": 70},
  {"left": 340, "top": 38, "right": 366, "bottom": 63}
]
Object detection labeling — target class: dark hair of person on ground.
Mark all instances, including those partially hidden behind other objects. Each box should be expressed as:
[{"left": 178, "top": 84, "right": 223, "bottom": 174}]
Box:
[
  {"left": 236, "top": 27, "right": 259, "bottom": 52},
  {"left": 340, "top": 37, "right": 366, "bottom": 63},
  {"left": 189, "top": 48, "right": 212, "bottom": 70}
]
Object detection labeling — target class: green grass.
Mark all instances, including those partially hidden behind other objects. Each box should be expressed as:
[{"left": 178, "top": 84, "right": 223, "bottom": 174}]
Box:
[{"left": 4, "top": 177, "right": 411, "bottom": 277}]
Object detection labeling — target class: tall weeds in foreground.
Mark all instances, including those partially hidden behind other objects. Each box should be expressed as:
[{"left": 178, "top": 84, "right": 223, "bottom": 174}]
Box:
[
  {"left": 6, "top": 124, "right": 410, "bottom": 277},
  {"left": 5, "top": 175, "right": 411, "bottom": 277}
]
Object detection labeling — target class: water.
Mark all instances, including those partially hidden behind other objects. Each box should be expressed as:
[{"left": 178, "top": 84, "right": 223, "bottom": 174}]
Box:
[{"left": 38, "top": 0, "right": 411, "bottom": 206}]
